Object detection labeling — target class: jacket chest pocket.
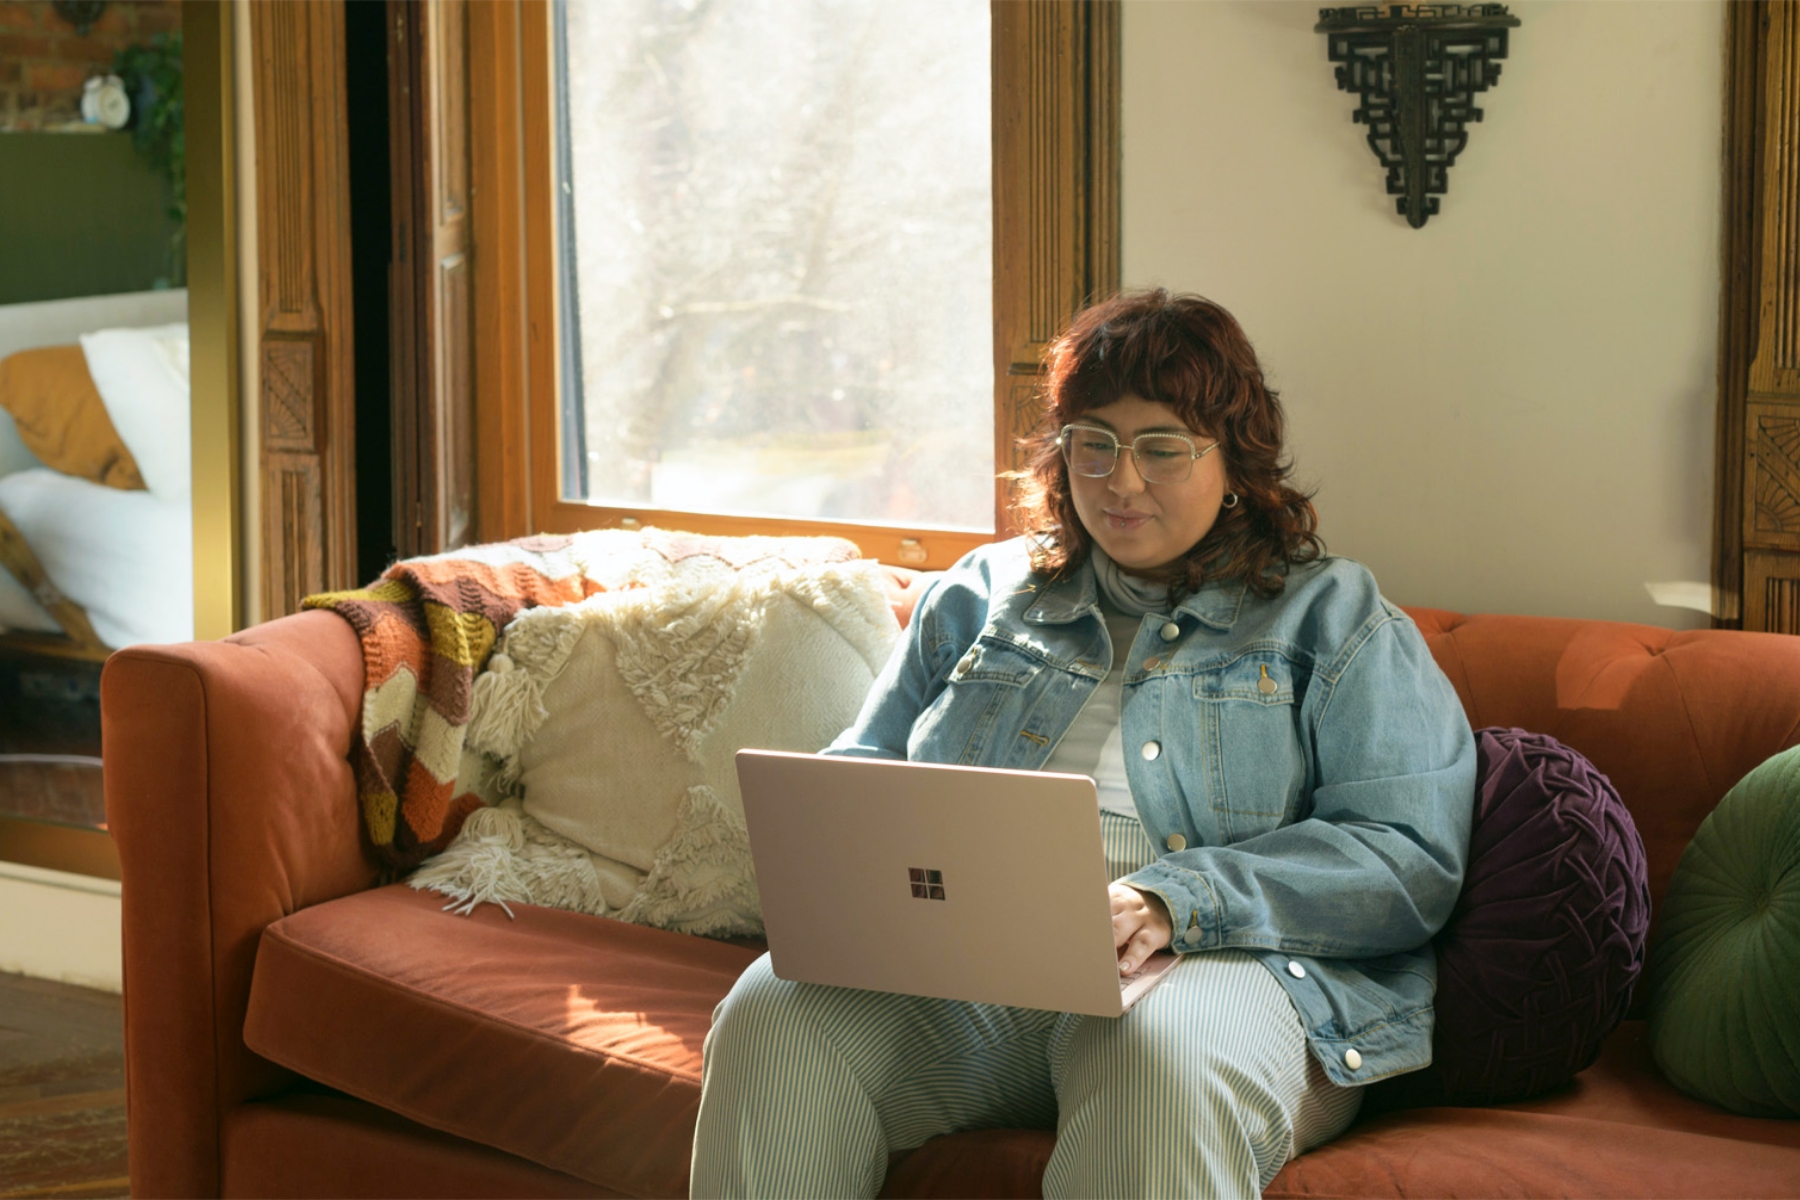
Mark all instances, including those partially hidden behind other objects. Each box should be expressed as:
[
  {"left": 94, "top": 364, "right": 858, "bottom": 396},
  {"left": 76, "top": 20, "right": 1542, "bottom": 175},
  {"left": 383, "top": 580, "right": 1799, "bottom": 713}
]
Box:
[
  {"left": 1194, "top": 655, "right": 1309, "bottom": 842},
  {"left": 909, "top": 639, "right": 1061, "bottom": 766}
]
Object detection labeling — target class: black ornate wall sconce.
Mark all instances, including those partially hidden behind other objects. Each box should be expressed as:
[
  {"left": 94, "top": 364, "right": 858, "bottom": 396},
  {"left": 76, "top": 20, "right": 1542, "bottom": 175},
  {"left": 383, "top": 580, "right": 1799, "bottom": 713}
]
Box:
[
  {"left": 50, "top": 0, "right": 108, "bottom": 36},
  {"left": 1316, "top": 4, "right": 1521, "bottom": 228}
]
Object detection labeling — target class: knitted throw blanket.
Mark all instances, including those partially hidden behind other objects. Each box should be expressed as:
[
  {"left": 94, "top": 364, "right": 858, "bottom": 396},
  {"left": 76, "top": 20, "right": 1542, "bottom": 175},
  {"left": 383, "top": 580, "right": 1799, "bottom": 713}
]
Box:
[
  {"left": 302, "top": 534, "right": 610, "bottom": 870},
  {"left": 303, "top": 528, "right": 863, "bottom": 871}
]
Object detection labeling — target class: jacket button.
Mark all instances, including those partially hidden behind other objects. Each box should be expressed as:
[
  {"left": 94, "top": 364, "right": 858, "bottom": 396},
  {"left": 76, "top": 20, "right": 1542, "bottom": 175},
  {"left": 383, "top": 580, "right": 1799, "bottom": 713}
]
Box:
[
  {"left": 1181, "top": 927, "right": 1202, "bottom": 946},
  {"left": 1165, "top": 833, "right": 1186, "bottom": 851},
  {"left": 1142, "top": 657, "right": 1160, "bottom": 670},
  {"left": 953, "top": 653, "right": 975, "bottom": 678},
  {"left": 1159, "top": 621, "right": 1181, "bottom": 642},
  {"left": 1344, "top": 1048, "right": 1363, "bottom": 1071},
  {"left": 1286, "top": 960, "right": 1306, "bottom": 979},
  {"left": 1140, "top": 741, "right": 1161, "bottom": 761}
]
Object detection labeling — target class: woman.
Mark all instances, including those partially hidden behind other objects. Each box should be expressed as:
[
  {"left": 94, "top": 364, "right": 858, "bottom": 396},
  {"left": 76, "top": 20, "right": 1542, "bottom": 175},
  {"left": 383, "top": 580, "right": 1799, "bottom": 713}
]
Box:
[{"left": 691, "top": 290, "right": 1475, "bottom": 1198}]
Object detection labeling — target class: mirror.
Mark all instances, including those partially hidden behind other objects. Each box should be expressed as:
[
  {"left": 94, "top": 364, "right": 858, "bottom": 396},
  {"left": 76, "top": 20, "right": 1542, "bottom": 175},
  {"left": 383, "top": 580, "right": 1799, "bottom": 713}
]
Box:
[{"left": 0, "top": 0, "right": 188, "bottom": 869}]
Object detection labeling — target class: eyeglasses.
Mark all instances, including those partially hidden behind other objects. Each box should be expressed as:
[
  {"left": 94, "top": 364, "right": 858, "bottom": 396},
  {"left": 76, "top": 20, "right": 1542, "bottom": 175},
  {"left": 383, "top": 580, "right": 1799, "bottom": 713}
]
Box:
[{"left": 1057, "top": 424, "right": 1219, "bottom": 485}]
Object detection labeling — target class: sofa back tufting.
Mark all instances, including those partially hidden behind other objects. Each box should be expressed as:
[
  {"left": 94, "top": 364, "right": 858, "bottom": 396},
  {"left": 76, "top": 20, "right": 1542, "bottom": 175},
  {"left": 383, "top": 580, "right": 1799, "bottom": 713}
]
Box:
[{"left": 1406, "top": 607, "right": 1800, "bottom": 957}]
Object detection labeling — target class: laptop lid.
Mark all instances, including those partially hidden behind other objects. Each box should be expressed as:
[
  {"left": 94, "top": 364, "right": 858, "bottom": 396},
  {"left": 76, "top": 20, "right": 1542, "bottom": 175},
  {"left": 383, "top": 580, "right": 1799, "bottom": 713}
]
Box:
[{"left": 736, "top": 749, "right": 1147, "bottom": 1017}]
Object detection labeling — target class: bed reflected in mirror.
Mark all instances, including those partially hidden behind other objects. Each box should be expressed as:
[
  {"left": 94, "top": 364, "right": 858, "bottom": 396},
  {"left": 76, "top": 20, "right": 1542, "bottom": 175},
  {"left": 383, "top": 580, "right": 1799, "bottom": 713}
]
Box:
[
  {"left": 0, "top": 290, "right": 189, "bottom": 864},
  {"left": 0, "top": 4, "right": 188, "bottom": 870}
]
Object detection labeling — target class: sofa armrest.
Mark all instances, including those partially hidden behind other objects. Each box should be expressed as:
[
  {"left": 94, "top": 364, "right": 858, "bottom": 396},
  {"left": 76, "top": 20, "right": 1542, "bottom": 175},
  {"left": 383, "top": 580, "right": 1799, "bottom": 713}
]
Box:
[{"left": 102, "top": 610, "right": 377, "bottom": 1198}]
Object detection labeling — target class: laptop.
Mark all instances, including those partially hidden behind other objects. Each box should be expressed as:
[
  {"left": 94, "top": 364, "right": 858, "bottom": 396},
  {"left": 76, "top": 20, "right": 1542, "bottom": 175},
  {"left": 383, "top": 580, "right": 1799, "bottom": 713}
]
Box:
[{"left": 735, "top": 749, "right": 1180, "bottom": 1018}]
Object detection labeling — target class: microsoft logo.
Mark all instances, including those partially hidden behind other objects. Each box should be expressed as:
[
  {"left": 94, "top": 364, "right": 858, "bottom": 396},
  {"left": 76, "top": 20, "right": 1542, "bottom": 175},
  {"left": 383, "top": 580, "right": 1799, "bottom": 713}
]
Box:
[{"left": 908, "top": 867, "right": 946, "bottom": 900}]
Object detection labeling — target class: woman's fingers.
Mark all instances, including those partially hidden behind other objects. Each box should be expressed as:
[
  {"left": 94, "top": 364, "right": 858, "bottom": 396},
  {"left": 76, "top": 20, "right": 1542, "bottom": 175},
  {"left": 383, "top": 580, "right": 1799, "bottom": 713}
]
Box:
[
  {"left": 1119, "top": 926, "right": 1162, "bottom": 976},
  {"left": 1111, "top": 902, "right": 1152, "bottom": 974},
  {"left": 1108, "top": 882, "right": 1175, "bottom": 974}
]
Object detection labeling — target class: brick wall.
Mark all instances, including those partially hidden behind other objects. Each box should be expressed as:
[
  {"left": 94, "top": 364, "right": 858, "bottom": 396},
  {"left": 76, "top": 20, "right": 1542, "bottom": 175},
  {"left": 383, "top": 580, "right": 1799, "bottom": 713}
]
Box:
[{"left": 0, "top": 1, "right": 182, "bottom": 131}]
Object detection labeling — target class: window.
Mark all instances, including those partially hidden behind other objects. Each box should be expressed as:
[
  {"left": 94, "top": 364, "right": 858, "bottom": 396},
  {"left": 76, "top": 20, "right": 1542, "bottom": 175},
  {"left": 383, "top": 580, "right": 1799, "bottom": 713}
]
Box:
[
  {"left": 554, "top": 0, "right": 995, "bottom": 536},
  {"left": 470, "top": 0, "right": 1117, "bottom": 569}
]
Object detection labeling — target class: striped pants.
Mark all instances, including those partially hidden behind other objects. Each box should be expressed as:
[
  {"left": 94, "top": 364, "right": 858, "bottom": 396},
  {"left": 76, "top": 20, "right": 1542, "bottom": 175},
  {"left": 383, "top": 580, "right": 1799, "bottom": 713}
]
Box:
[{"left": 690, "top": 814, "right": 1364, "bottom": 1198}]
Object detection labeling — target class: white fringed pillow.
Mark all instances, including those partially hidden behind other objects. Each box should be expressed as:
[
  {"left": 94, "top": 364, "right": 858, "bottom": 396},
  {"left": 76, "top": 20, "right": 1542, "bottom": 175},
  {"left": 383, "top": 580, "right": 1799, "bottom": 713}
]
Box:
[{"left": 411, "top": 558, "right": 899, "bottom": 936}]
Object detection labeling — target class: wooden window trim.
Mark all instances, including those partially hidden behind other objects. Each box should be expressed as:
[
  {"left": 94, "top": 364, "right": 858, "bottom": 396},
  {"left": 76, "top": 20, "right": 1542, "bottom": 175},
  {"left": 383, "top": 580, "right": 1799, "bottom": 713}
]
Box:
[
  {"left": 390, "top": 0, "right": 479, "bottom": 558},
  {"left": 471, "top": 1, "right": 1119, "bottom": 569}
]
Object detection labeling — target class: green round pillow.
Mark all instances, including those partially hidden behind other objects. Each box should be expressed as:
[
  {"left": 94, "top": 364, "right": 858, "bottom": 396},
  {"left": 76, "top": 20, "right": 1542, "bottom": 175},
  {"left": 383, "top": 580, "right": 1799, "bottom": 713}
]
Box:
[{"left": 1648, "top": 743, "right": 1800, "bottom": 1117}]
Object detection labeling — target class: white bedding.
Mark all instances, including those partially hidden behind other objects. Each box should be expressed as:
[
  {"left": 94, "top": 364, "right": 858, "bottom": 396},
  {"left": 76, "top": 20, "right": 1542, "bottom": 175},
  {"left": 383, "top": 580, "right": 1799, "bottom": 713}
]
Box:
[
  {"left": 82, "top": 322, "right": 191, "bottom": 500},
  {"left": 0, "top": 468, "right": 192, "bottom": 647},
  {"left": 0, "top": 290, "right": 192, "bottom": 647}
]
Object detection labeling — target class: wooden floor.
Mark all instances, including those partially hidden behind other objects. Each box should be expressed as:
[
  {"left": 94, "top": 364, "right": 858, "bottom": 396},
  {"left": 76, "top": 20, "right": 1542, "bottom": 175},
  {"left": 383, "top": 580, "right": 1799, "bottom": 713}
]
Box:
[{"left": 0, "top": 972, "right": 127, "bottom": 1199}]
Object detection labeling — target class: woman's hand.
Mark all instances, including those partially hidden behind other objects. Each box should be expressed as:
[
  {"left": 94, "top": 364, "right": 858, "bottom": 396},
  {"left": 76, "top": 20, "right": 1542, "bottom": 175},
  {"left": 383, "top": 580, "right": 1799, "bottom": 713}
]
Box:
[{"left": 1110, "top": 883, "right": 1173, "bottom": 975}]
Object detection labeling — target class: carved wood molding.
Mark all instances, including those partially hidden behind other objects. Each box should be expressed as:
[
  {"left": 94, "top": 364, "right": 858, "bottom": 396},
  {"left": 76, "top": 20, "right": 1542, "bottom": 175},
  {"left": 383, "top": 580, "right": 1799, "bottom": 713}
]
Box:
[
  {"left": 262, "top": 454, "right": 327, "bottom": 620},
  {"left": 1751, "top": 2, "right": 1800, "bottom": 395},
  {"left": 1713, "top": 1, "right": 1763, "bottom": 624},
  {"left": 261, "top": 335, "right": 318, "bottom": 450},
  {"left": 1721, "top": 2, "right": 1800, "bottom": 632},
  {"left": 251, "top": 0, "right": 357, "bottom": 617},
  {"left": 1748, "top": 402, "right": 1800, "bottom": 550},
  {"left": 1743, "top": 549, "right": 1800, "bottom": 634}
]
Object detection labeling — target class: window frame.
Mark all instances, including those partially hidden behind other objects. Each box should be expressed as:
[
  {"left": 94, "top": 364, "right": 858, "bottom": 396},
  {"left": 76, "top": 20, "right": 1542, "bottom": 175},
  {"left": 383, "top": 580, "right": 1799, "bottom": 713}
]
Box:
[{"left": 471, "top": 0, "right": 1118, "bottom": 570}]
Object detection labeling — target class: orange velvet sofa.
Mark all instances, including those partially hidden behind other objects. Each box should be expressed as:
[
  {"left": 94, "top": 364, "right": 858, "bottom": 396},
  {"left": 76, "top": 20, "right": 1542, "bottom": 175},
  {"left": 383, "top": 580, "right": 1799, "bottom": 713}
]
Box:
[{"left": 102, "top": 598, "right": 1800, "bottom": 1198}]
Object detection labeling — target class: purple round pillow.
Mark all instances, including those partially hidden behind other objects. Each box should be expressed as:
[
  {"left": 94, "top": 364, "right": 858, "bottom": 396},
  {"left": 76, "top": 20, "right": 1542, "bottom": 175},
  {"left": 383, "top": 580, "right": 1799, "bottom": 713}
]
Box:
[{"left": 1373, "top": 727, "right": 1651, "bottom": 1108}]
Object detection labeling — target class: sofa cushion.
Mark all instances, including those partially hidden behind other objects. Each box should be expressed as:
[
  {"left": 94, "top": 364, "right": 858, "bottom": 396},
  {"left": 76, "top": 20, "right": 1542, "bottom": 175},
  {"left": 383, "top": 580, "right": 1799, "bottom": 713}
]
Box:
[
  {"left": 1263, "top": 1021, "right": 1800, "bottom": 1198},
  {"left": 243, "top": 883, "right": 760, "bottom": 1196},
  {"left": 1648, "top": 743, "right": 1800, "bottom": 1117},
  {"left": 411, "top": 556, "right": 898, "bottom": 937},
  {"left": 879, "top": 1021, "right": 1800, "bottom": 1198},
  {"left": 223, "top": 1088, "right": 612, "bottom": 1198},
  {"left": 1375, "top": 727, "right": 1650, "bottom": 1107}
]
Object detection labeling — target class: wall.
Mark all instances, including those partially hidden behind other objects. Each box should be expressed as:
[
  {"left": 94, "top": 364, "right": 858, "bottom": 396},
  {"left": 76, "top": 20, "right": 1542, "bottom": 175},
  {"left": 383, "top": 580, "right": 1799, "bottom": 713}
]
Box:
[
  {"left": 0, "top": 0, "right": 182, "bottom": 130},
  {"left": 0, "top": 132, "right": 181, "bottom": 302},
  {"left": 0, "top": 862, "right": 120, "bottom": 991},
  {"left": 1122, "top": 1, "right": 1723, "bottom": 628}
]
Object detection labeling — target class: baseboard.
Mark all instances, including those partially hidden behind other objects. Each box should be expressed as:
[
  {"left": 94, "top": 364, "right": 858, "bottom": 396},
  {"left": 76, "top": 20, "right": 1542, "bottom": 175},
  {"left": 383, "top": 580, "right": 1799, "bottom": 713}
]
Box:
[
  {"left": 0, "top": 861, "right": 121, "bottom": 992},
  {"left": 0, "top": 817, "right": 120, "bottom": 879}
]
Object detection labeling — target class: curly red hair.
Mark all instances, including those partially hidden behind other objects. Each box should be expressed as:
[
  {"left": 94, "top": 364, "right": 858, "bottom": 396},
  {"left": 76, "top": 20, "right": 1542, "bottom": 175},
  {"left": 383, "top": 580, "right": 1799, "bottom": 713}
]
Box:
[{"left": 1010, "top": 289, "right": 1323, "bottom": 599}]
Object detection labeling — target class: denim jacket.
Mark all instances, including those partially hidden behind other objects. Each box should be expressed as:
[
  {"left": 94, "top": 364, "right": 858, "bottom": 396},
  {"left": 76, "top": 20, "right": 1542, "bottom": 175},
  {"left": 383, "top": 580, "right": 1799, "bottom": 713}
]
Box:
[{"left": 825, "top": 539, "right": 1475, "bottom": 1086}]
